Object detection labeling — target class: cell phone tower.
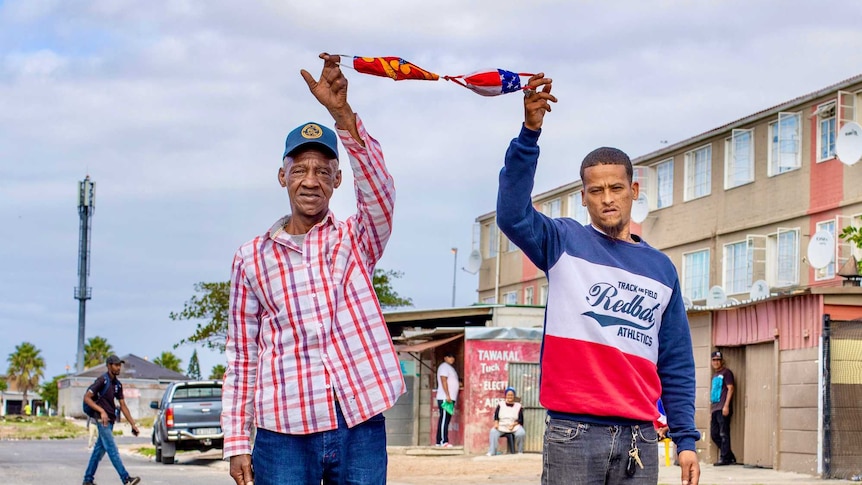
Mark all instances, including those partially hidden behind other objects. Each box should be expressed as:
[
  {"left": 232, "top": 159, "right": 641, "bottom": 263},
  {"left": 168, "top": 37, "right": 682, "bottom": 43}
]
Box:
[{"left": 75, "top": 176, "right": 95, "bottom": 372}]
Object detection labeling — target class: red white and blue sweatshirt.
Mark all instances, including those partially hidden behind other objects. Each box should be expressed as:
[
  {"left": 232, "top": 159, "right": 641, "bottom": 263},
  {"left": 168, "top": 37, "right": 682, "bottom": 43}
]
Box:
[{"left": 496, "top": 125, "right": 699, "bottom": 453}]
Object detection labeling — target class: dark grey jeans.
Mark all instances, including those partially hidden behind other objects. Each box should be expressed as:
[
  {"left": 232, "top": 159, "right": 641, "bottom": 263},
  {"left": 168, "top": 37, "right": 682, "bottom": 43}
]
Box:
[{"left": 542, "top": 417, "right": 659, "bottom": 485}]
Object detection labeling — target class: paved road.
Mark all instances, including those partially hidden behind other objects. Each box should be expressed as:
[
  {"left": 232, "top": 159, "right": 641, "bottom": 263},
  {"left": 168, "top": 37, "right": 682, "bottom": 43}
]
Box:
[
  {"left": 0, "top": 436, "right": 231, "bottom": 485},
  {"left": 2, "top": 437, "right": 858, "bottom": 485}
]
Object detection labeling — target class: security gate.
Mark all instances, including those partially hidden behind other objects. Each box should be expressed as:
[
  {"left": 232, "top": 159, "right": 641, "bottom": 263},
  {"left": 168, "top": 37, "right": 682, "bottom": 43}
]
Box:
[
  {"left": 508, "top": 362, "right": 544, "bottom": 453},
  {"left": 823, "top": 316, "right": 862, "bottom": 479}
]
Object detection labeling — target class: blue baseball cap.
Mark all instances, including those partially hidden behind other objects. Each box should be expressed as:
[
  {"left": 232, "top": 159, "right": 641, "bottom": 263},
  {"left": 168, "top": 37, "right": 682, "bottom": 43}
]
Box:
[{"left": 283, "top": 122, "right": 338, "bottom": 160}]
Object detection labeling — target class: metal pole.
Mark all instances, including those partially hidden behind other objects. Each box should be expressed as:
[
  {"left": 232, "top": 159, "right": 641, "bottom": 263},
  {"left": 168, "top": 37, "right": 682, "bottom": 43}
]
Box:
[
  {"left": 451, "top": 248, "right": 458, "bottom": 307},
  {"left": 75, "top": 177, "right": 95, "bottom": 373}
]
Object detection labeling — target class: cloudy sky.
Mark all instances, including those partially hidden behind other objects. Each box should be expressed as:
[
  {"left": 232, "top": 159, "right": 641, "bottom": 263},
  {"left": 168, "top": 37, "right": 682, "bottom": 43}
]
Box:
[{"left": 3, "top": 0, "right": 862, "bottom": 381}]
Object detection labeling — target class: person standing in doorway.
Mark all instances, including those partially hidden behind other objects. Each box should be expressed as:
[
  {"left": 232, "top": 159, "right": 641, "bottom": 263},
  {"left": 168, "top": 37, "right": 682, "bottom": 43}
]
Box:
[
  {"left": 435, "top": 352, "right": 459, "bottom": 447},
  {"left": 710, "top": 350, "right": 736, "bottom": 466}
]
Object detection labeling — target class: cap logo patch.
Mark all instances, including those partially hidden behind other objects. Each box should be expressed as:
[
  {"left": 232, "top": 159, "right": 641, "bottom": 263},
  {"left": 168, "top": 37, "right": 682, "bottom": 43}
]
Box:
[{"left": 301, "top": 123, "right": 324, "bottom": 140}]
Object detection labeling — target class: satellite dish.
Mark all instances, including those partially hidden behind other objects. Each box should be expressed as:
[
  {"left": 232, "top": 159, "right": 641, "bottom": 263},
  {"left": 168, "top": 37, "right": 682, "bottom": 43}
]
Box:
[
  {"left": 463, "top": 249, "right": 482, "bottom": 274},
  {"left": 631, "top": 193, "right": 649, "bottom": 224},
  {"left": 707, "top": 286, "right": 727, "bottom": 307},
  {"left": 807, "top": 229, "right": 835, "bottom": 269},
  {"left": 836, "top": 121, "right": 862, "bottom": 166},
  {"left": 683, "top": 296, "right": 693, "bottom": 310},
  {"left": 750, "top": 279, "right": 769, "bottom": 300}
]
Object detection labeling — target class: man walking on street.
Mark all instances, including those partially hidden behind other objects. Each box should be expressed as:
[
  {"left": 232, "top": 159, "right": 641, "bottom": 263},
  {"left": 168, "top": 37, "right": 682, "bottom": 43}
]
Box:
[
  {"left": 710, "top": 350, "right": 736, "bottom": 466},
  {"left": 82, "top": 354, "right": 141, "bottom": 485},
  {"left": 435, "top": 352, "right": 459, "bottom": 447}
]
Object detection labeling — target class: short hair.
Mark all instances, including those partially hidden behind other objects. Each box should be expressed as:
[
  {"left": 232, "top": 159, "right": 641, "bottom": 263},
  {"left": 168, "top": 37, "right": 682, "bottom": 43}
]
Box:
[
  {"left": 579, "top": 147, "right": 633, "bottom": 184},
  {"left": 443, "top": 352, "right": 455, "bottom": 358}
]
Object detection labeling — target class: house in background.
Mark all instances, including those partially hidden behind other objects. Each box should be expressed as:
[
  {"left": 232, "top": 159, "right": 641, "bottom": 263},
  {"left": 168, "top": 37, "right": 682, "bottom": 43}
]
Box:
[
  {"left": 474, "top": 73, "right": 862, "bottom": 478},
  {"left": 58, "top": 353, "right": 188, "bottom": 419},
  {"left": 0, "top": 373, "right": 43, "bottom": 416}
]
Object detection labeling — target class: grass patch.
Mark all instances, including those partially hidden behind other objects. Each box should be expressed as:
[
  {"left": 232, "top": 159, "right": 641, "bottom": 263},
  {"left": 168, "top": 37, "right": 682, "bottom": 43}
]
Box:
[
  {"left": 135, "top": 446, "right": 156, "bottom": 457},
  {"left": 0, "top": 415, "right": 86, "bottom": 440},
  {"left": 137, "top": 416, "right": 154, "bottom": 428}
]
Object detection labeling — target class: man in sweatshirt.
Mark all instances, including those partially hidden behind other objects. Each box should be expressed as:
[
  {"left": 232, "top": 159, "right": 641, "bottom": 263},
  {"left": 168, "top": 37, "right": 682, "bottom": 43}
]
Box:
[{"left": 496, "top": 73, "right": 700, "bottom": 485}]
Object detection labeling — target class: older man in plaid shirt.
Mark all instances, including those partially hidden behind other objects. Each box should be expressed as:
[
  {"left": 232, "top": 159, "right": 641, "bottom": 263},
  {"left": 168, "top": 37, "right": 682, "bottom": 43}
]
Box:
[{"left": 222, "top": 53, "right": 405, "bottom": 485}]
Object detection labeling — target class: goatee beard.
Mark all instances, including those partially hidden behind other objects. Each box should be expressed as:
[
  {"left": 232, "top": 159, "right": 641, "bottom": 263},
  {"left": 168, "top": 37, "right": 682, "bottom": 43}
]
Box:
[{"left": 597, "top": 221, "right": 625, "bottom": 240}]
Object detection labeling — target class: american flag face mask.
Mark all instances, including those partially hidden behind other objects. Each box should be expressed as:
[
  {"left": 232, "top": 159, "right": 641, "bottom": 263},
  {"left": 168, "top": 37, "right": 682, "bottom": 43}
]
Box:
[{"left": 339, "top": 55, "right": 535, "bottom": 97}]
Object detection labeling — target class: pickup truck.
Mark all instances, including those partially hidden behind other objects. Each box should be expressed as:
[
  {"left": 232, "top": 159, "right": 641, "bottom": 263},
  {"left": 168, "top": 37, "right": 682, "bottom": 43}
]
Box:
[{"left": 150, "top": 380, "right": 223, "bottom": 464}]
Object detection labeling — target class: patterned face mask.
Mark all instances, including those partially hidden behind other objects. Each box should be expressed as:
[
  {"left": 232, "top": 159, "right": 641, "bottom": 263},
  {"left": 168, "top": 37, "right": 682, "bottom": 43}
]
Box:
[{"left": 341, "top": 55, "right": 534, "bottom": 97}]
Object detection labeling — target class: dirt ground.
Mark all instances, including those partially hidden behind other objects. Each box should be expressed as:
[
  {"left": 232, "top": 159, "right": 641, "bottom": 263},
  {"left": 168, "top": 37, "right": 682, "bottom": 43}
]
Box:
[{"left": 387, "top": 452, "right": 542, "bottom": 485}]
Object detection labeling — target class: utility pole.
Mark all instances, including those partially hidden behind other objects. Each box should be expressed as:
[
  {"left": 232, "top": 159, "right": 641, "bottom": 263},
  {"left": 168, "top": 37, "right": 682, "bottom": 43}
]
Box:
[
  {"left": 451, "top": 247, "right": 458, "bottom": 307},
  {"left": 75, "top": 176, "right": 95, "bottom": 373}
]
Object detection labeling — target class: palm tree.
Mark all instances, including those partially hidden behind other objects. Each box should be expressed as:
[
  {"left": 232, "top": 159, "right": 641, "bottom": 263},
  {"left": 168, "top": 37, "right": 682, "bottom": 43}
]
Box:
[
  {"left": 6, "top": 342, "right": 45, "bottom": 404},
  {"left": 84, "top": 336, "right": 114, "bottom": 369},
  {"left": 153, "top": 351, "right": 183, "bottom": 373},
  {"left": 209, "top": 364, "right": 226, "bottom": 380}
]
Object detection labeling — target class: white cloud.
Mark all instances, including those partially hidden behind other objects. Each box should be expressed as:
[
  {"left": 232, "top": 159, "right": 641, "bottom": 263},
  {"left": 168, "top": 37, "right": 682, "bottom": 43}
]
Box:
[{"left": 3, "top": 0, "right": 862, "bottom": 378}]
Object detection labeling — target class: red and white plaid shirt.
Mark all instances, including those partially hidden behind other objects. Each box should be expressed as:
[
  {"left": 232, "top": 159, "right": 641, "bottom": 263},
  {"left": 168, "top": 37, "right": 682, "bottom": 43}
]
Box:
[{"left": 221, "top": 116, "right": 405, "bottom": 458}]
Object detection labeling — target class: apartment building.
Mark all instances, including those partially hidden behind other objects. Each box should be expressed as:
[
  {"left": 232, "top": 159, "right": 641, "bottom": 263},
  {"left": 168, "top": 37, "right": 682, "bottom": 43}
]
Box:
[
  {"left": 478, "top": 74, "right": 862, "bottom": 305},
  {"left": 474, "top": 74, "right": 862, "bottom": 477}
]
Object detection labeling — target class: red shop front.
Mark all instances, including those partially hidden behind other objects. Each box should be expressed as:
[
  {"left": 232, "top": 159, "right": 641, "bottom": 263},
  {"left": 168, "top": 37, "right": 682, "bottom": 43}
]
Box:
[{"left": 428, "top": 327, "right": 542, "bottom": 454}]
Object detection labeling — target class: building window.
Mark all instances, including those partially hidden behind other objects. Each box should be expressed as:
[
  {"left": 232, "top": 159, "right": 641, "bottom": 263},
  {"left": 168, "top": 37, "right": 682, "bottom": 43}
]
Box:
[
  {"left": 817, "top": 102, "right": 837, "bottom": 162},
  {"left": 768, "top": 112, "right": 801, "bottom": 176},
  {"left": 486, "top": 222, "right": 498, "bottom": 258},
  {"left": 656, "top": 159, "right": 673, "bottom": 209},
  {"left": 568, "top": 192, "right": 589, "bottom": 225},
  {"left": 524, "top": 287, "right": 534, "bottom": 305},
  {"left": 684, "top": 145, "right": 711, "bottom": 201},
  {"left": 503, "top": 235, "right": 517, "bottom": 253},
  {"left": 767, "top": 228, "right": 799, "bottom": 287},
  {"left": 540, "top": 284, "right": 549, "bottom": 305},
  {"left": 725, "top": 129, "right": 754, "bottom": 189},
  {"left": 815, "top": 220, "right": 836, "bottom": 281},
  {"left": 503, "top": 291, "right": 518, "bottom": 305},
  {"left": 683, "top": 249, "right": 710, "bottom": 300},
  {"left": 543, "top": 198, "right": 561, "bottom": 218},
  {"left": 482, "top": 296, "right": 496, "bottom": 304},
  {"left": 723, "top": 241, "right": 752, "bottom": 295}
]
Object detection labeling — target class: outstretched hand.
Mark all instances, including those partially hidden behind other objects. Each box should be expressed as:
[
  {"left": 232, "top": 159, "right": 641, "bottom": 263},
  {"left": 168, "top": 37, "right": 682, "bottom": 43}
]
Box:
[
  {"left": 300, "top": 53, "right": 359, "bottom": 141},
  {"left": 523, "top": 73, "right": 557, "bottom": 131}
]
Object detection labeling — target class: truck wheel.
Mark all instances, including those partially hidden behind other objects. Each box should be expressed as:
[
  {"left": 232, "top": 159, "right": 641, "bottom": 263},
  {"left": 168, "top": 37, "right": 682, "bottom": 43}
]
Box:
[
  {"left": 161, "top": 441, "right": 176, "bottom": 465},
  {"left": 155, "top": 444, "right": 162, "bottom": 463}
]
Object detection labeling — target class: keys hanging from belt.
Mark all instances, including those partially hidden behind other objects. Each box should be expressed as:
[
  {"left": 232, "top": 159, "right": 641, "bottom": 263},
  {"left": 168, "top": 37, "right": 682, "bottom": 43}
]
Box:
[{"left": 626, "top": 427, "right": 644, "bottom": 477}]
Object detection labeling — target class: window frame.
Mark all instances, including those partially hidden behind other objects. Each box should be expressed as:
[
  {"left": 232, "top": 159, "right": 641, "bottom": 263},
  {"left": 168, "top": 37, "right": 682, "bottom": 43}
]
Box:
[
  {"left": 682, "top": 248, "right": 710, "bottom": 301},
  {"left": 766, "top": 228, "right": 800, "bottom": 288},
  {"left": 814, "top": 219, "right": 836, "bottom": 281},
  {"left": 524, "top": 286, "right": 534, "bottom": 306},
  {"left": 722, "top": 240, "right": 752, "bottom": 295},
  {"left": 816, "top": 101, "right": 837, "bottom": 163},
  {"left": 724, "top": 129, "right": 755, "bottom": 189},
  {"left": 684, "top": 144, "right": 712, "bottom": 201},
  {"left": 655, "top": 158, "right": 674, "bottom": 209},
  {"left": 567, "top": 191, "right": 590, "bottom": 225},
  {"left": 767, "top": 112, "right": 802, "bottom": 176},
  {"left": 486, "top": 222, "right": 498, "bottom": 258},
  {"left": 543, "top": 197, "right": 562, "bottom": 218}
]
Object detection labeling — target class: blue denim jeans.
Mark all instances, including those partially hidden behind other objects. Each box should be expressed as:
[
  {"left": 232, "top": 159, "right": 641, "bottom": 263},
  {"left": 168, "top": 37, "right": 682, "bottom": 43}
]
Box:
[
  {"left": 252, "top": 403, "right": 387, "bottom": 485},
  {"left": 542, "top": 418, "right": 658, "bottom": 485},
  {"left": 83, "top": 421, "right": 130, "bottom": 483}
]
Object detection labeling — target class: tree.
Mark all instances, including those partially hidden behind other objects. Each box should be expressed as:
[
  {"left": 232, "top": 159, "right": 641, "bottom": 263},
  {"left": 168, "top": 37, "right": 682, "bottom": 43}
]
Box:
[
  {"left": 373, "top": 269, "right": 413, "bottom": 308},
  {"left": 171, "top": 281, "right": 230, "bottom": 352},
  {"left": 839, "top": 225, "right": 862, "bottom": 273},
  {"left": 84, "top": 336, "right": 114, "bottom": 369},
  {"left": 0, "top": 379, "right": 7, "bottom": 392},
  {"left": 209, "top": 364, "right": 226, "bottom": 380},
  {"left": 174, "top": 270, "right": 412, "bottom": 353},
  {"left": 40, "top": 374, "right": 65, "bottom": 409},
  {"left": 153, "top": 351, "right": 183, "bottom": 373},
  {"left": 6, "top": 342, "right": 45, "bottom": 403},
  {"left": 187, "top": 349, "right": 201, "bottom": 380}
]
